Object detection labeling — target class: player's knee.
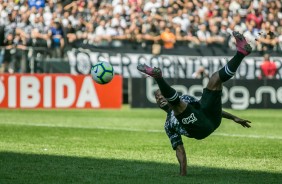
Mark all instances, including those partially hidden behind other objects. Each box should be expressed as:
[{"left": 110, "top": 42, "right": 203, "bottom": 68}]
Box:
[
  {"left": 210, "top": 72, "right": 221, "bottom": 81},
  {"left": 207, "top": 72, "right": 222, "bottom": 90}
]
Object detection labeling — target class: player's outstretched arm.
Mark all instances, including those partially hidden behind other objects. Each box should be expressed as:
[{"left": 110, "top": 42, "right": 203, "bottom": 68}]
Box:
[
  {"left": 175, "top": 144, "right": 187, "bottom": 176},
  {"left": 222, "top": 110, "right": 251, "bottom": 128}
]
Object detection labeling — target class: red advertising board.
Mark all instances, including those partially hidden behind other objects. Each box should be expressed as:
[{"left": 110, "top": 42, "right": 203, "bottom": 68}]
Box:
[{"left": 0, "top": 74, "right": 122, "bottom": 109}]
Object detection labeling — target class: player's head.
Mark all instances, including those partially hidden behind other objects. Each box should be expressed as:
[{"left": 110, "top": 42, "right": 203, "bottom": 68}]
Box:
[
  {"left": 154, "top": 89, "right": 170, "bottom": 112},
  {"left": 264, "top": 53, "right": 270, "bottom": 61}
]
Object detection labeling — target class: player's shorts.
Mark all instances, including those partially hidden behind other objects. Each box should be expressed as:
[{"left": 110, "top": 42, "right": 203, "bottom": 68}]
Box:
[
  {"left": 200, "top": 88, "right": 222, "bottom": 130},
  {"left": 175, "top": 88, "right": 222, "bottom": 140}
]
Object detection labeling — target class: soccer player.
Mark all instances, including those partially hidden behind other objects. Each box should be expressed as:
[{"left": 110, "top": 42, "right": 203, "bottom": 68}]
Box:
[{"left": 137, "top": 31, "right": 252, "bottom": 176}]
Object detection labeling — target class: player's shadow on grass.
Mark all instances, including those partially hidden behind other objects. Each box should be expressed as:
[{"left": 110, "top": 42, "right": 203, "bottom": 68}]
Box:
[{"left": 0, "top": 151, "right": 280, "bottom": 184}]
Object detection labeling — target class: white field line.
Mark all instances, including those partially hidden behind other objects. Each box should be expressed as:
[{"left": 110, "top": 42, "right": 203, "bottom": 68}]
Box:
[
  {"left": 2, "top": 122, "right": 282, "bottom": 140},
  {"left": 213, "top": 132, "right": 282, "bottom": 140}
]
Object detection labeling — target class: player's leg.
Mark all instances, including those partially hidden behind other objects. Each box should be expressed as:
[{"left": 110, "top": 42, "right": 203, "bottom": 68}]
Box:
[
  {"left": 207, "top": 31, "right": 252, "bottom": 90},
  {"left": 137, "top": 64, "right": 187, "bottom": 115},
  {"left": 202, "top": 31, "right": 252, "bottom": 131}
]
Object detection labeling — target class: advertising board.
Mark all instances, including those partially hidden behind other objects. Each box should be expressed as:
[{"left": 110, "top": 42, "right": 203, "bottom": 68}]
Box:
[
  {"left": 131, "top": 78, "right": 282, "bottom": 110},
  {"left": 0, "top": 74, "right": 122, "bottom": 109}
]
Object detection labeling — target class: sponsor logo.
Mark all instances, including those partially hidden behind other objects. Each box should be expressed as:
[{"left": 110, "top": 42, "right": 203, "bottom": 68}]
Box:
[
  {"left": 0, "top": 74, "right": 122, "bottom": 109},
  {"left": 145, "top": 78, "right": 282, "bottom": 110},
  {"left": 182, "top": 113, "right": 197, "bottom": 124}
]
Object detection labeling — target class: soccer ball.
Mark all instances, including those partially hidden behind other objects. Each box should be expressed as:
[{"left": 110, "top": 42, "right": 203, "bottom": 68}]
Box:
[{"left": 91, "top": 61, "right": 114, "bottom": 84}]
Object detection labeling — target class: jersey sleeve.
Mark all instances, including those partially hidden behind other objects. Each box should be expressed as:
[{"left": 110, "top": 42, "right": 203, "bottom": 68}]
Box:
[{"left": 165, "top": 125, "right": 183, "bottom": 150}]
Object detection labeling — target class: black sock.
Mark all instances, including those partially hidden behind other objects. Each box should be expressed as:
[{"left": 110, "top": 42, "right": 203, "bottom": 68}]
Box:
[
  {"left": 219, "top": 52, "right": 245, "bottom": 82},
  {"left": 155, "top": 78, "right": 180, "bottom": 105}
]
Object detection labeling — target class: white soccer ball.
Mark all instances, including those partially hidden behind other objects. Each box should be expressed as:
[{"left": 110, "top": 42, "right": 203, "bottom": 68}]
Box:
[{"left": 91, "top": 61, "right": 114, "bottom": 84}]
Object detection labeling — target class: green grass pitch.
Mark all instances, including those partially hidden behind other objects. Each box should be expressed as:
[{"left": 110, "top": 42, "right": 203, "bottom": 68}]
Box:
[{"left": 0, "top": 107, "right": 281, "bottom": 184}]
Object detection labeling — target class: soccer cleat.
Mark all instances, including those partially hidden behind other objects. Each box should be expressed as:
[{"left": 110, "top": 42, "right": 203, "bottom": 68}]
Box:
[
  {"left": 137, "top": 64, "right": 162, "bottom": 78},
  {"left": 232, "top": 31, "right": 252, "bottom": 56}
]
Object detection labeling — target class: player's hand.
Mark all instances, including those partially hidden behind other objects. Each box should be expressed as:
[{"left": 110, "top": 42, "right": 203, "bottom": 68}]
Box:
[{"left": 233, "top": 117, "right": 251, "bottom": 128}]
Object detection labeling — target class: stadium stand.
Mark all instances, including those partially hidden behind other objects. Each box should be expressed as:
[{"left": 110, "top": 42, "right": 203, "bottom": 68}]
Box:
[{"left": 0, "top": 0, "right": 281, "bottom": 73}]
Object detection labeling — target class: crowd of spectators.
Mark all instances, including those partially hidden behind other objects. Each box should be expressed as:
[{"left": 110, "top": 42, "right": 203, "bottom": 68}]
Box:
[{"left": 0, "top": 0, "right": 281, "bottom": 73}]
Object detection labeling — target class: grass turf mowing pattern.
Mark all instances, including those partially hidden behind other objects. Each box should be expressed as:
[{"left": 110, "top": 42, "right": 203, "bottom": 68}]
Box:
[{"left": 0, "top": 108, "right": 281, "bottom": 184}]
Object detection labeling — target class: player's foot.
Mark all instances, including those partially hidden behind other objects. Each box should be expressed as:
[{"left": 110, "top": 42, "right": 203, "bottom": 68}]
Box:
[
  {"left": 137, "top": 64, "right": 162, "bottom": 78},
  {"left": 233, "top": 31, "right": 252, "bottom": 56}
]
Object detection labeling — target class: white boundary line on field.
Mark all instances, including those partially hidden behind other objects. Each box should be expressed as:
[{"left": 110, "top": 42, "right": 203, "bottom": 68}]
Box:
[
  {"left": 94, "top": 126, "right": 282, "bottom": 140},
  {"left": 2, "top": 122, "right": 282, "bottom": 140},
  {"left": 212, "top": 132, "right": 282, "bottom": 140}
]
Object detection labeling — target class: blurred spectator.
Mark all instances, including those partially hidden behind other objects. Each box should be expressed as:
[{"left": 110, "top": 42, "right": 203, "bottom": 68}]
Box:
[
  {"left": 219, "top": 21, "right": 230, "bottom": 43},
  {"left": 278, "top": 20, "right": 282, "bottom": 51},
  {"left": 172, "top": 9, "right": 190, "bottom": 33},
  {"left": 258, "top": 22, "right": 278, "bottom": 51},
  {"left": 208, "top": 24, "right": 225, "bottom": 46},
  {"left": 65, "top": 22, "right": 77, "bottom": 47},
  {"left": 94, "top": 19, "right": 112, "bottom": 46},
  {"left": 1, "top": 28, "right": 27, "bottom": 73},
  {"left": 13, "top": 28, "right": 28, "bottom": 73},
  {"left": 159, "top": 26, "right": 176, "bottom": 50},
  {"left": 192, "top": 66, "right": 209, "bottom": 79},
  {"left": 143, "top": 0, "right": 161, "bottom": 13},
  {"left": 28, "top": 0, "right": 45, "bottom": 10},
  {"left": 238, "top": 0, "right": 250, "bottom": 19},
  {"left": 113, "top": 0, "right": 130, "bottom": 15},
  {"left": 195, "top": 0, "right": 208, "bottom": 20},
  {"left": 243, "top": 23, "right": 257, "bottom": 50},
  {"left": 229, "top": 0, "right": 241, "bottom": 15},
  {"left": 246, "top": 8, "right": 263, "bottom": 29},
  {"left": 189, "top": 15, "right": 200, "bottom": 36},
  {"left": 197, "top": 24, "right": 210, "bottom": 45},
  {"left": 260, "top": 53, "right": 277, "bottom": 79},
  {"left": 31, "top": 14, "right": 50, "bottom": 48},
  {"left": 182, "top": 29, "right": 200, "bottom": 48},
  {"left": 2, "top": 32, "right": 14, "bottom": 73},
  {"left": 0, "top": 49, "right": 3, "bottom": 73},
  {"left": 49, "top": 21, "right": 64, "bottom": 58}
]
